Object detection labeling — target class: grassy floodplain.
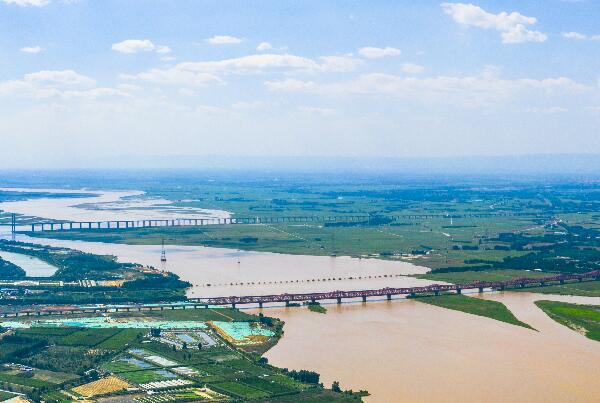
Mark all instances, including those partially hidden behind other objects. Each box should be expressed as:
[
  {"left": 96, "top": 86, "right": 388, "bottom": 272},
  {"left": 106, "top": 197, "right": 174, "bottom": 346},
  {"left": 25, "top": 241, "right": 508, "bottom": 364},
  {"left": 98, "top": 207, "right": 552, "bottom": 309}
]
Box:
[
  {"left": 413, "top": 294, "right": 533, "bottom": 329},
  {"left": 535, "top": 301, "right": 600, "bottom": 341},
  {"left": 26, "top": 221, "right": 529, "bottom": 269},
  {"left": 518, "top": 281, "right": 600, "bottom": 297}
]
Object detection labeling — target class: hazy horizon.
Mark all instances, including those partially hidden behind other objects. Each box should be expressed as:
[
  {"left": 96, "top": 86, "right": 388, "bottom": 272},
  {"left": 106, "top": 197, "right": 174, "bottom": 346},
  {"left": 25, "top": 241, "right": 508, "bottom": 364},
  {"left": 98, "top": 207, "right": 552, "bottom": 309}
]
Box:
[{"left": 0, "top": 153, "right": 599, "bottom": 177}]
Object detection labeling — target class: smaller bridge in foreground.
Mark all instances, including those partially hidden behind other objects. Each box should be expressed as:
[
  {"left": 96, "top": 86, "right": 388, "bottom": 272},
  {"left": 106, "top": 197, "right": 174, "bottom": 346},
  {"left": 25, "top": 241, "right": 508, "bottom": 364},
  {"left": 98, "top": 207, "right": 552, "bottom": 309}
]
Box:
[{"left": 2, "top": 270, "right": 598, "bottom": 318}]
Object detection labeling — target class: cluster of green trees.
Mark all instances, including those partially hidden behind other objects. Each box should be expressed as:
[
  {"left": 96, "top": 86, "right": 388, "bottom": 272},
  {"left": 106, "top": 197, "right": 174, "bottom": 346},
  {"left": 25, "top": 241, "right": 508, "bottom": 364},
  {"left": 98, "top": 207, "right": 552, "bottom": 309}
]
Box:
[
  {"left": 0, "top": 334, "right": 47, "bottom": 362},
  {"left": 436, "top": 223, "right": 600, "bottom": 275},
  {"left": 0, "top": 240, "right": 134, "bottom": 281},
  {"left": 122, "top": 273, "right": 190, "bottom": 290},
  {"left": 0, "top": 256, "right": 25, "bottom": 278},
  {"left": 283, "top": 369, "right": 320, "bottom": 384},
  {"left": 0, "top": 240, "right": 190, "bottom": 304}
]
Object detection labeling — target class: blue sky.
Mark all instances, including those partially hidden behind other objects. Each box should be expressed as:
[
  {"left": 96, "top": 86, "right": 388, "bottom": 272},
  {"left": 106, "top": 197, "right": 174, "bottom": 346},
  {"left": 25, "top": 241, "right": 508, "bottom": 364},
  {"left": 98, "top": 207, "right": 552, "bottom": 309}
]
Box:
[{"left": 0, "top": 0, "right": 599, "bottom": 168}]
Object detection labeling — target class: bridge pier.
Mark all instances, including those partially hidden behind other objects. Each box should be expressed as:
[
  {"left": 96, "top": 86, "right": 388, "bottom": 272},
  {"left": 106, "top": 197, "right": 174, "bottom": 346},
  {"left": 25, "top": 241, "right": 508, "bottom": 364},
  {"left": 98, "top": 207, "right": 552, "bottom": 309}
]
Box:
[
  {"left": 478, "top": 287, "right": 484, "bottom": 293},
  {"left": 456, "top": 288, "right": 462, "bottom": 294},
  {"left": 285, "top": 301, "right": 290, "bottom": 307},
  {"left": 434, "top": 290, "right": 440, "bottom": 296},
  {"left": 560, "top": 279, "right": 565, "bottom": 284},
  {"left": 231, "top": 303, "right": 236, "bottom": 308},
  {"left": 337, "top": 297, "right": 342, "bottom": 304},
  {"left": 258, "top": 302, "right": 263, "bottom": 308},
  {"left": 362, "top": 296, "right": 367, "bottom": 302},
  {"left": 387, "top": 294, "right": 392, "bottom": 300}
]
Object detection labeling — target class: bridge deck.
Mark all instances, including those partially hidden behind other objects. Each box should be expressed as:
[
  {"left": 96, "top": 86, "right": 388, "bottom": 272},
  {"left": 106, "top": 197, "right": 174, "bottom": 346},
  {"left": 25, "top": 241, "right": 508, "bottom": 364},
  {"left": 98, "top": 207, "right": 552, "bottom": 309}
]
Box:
[
  {"left": 22, "top": 212, "right": 543, "bottom": 232},
  {"left": 2, "top": 270, "right": 597, "bottom": 317}
]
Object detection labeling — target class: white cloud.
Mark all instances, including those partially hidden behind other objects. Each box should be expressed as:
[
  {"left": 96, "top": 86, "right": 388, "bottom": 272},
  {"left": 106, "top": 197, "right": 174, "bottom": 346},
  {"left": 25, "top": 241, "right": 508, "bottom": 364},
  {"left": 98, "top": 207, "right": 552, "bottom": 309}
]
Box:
[
  {"left": 441, "top": 3, "right": 547, "bottom": 44},
  {"left": 501, "top": 24, "right": 547, "bottom": 44},
  {"left": 526, "top": 106, "right": 568, "bottom": 114},
  {"left": 401, "top": 63, "right": 425, "bottom": 74},
  {"left": 196, "top": 104, "right": 228, "bottom": 114},
  {"left": 266, "top": 70, "right": 587, "bottom": 106},
  {"left": 232, "top": 101, "right": 264, "bottom": 110},
  {"left": 206, "top": 35, "right": 243, "bottom": 45},
  {"left": 116, "top": 83, "right": 142, "bottom": 92},
  {"left": 130, "top": 69, "right": 221, "bottom": 87},
  {"left": 2, "top": 0, "right": 49, "bottom": 6},
  {"left": 20, "top": 46, "right": 43, "bottom": 54},
  {"left": 257, "top": 42, "right": 273, "bottom": 51},
  {"left": 62, "top": 87, "right": 131, "bottom": 100},
  {"left": 562, "top": 31, "right": 587, "bottom": 40},
  {"left": 358, "top": 47, "right": 401, "bottom": 59},
  {"left": 265, "top": 78, "right": 317, "bottom": 92},
  {"left": 318, "top": 55, "right": 362, "bottom": 72},
  {"left": 299, "top": 106, "right": 335, "bottom": 116},
  {"left": 128, "top": 53, "right": 360, "bottom": 86},
  {"left": 561, "top": 31, "right": 600, "bottom": 41},
  {"left": 24, "top": 70, "right": 96, "bottom": 87},
  {"left": 156, "top": 45, "right": 172, "bottom": 54},
  {"left": 112, "top": 39, "right": 156, "bottom": 54},
  {"left": 112, "top": 39, "right": 173, "bottom": 56},
  {"left": 0, "top": 70, "right": 130, "bottom": 100}
]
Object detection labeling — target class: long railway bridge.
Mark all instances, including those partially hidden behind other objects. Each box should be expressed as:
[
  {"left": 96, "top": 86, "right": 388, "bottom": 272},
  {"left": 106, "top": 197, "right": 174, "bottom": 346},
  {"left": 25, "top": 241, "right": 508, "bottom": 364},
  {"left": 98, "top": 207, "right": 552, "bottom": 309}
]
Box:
[
  {"left": 2, "top": 270, "right": 597, "bottom": 317},
  {"left": 23, "top": 211, "right": 544, "bottom": 232}
]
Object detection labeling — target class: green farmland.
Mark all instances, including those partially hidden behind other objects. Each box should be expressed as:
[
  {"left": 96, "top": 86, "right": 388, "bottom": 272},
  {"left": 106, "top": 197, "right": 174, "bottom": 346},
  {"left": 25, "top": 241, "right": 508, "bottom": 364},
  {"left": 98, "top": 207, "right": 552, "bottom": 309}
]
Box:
[{"left": 0, "top": 307, "right": 364, "bottom": 402}]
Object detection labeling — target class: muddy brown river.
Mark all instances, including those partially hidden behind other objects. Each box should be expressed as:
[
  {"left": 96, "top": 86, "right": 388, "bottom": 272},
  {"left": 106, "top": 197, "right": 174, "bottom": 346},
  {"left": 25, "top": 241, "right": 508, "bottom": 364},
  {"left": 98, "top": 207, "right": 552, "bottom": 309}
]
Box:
[{"left": 260, "top": 293, "right": 600, "bottom": 402}]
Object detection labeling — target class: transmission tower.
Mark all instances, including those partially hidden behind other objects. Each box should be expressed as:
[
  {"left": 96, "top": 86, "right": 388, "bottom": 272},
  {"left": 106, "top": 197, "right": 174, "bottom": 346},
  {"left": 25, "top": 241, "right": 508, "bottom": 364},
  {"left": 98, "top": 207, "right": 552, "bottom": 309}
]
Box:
[{"left": 11, "top": 213, "right": 16, "bottom": 241}]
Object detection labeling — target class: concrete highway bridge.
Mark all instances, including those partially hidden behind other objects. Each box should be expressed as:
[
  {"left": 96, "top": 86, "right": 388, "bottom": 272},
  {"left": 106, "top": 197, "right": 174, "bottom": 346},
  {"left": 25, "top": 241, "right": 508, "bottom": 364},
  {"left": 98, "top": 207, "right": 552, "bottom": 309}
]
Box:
[
  {"left": 2, "top": 270, "right": 597, "bottom": 318},
  {"left": 24, "top": 211, "right": 543, "bottom": 232}
]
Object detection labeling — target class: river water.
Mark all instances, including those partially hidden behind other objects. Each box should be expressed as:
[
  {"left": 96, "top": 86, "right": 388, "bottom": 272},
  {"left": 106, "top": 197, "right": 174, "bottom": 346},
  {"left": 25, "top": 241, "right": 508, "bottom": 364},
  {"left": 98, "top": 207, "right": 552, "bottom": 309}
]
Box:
[
  {"left": 0, "top": 188, "right": 230, "bottom": 222},
  {"left": 0, "top": 251, "right": 58, "bottom": 277},
  {"left": 261, "top": 293, "right": 600, "bottom": 403},
  {"left": 1, "top": 188, "right": 599, "bottom": 402}
]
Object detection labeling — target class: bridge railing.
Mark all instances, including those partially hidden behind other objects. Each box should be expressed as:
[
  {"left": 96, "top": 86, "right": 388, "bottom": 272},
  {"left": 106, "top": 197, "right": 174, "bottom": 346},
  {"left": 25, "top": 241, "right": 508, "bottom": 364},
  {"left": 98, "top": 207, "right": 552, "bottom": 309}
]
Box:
[
  {"left": 22, "top": 211, "right": 546, "bottom": 232},
  {"left": 4, "top": 270, "right": 597, "bottom": 317}
]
